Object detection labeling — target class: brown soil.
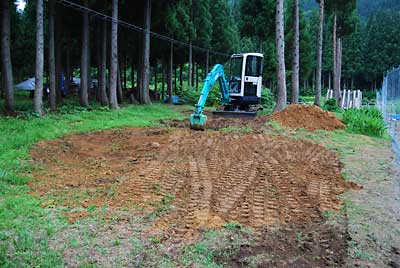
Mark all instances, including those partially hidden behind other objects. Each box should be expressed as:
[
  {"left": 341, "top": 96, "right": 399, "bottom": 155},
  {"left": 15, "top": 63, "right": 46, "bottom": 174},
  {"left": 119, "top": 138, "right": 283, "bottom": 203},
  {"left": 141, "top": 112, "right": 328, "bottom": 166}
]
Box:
[
  {"left": 30, "top": 128, "right": 351, "bottom": 238},
  {"left": 271, "top": 104, "right": 346, "bottom": 131},
  {"left": 160, "top": 111, "right": 271, "bottom": 131},
  {"left": 216, "top": 221, "right": 348, "bottom": 268}
]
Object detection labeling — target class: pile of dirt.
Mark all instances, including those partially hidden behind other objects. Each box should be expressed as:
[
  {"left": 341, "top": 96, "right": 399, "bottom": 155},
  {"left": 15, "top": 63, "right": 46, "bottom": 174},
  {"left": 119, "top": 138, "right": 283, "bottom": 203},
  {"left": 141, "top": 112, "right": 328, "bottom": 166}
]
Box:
[
  {"left": 271, "top": 104, "right": 346, "bottom": 131},
  {"left": 30, "top": 128, "right": 353, "bottom": 239}
]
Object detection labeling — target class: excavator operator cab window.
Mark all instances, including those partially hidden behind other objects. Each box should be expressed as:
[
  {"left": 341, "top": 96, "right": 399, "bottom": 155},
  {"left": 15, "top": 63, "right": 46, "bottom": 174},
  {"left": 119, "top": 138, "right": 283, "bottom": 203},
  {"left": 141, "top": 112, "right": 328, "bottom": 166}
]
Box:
[
  {"left": 229, "top": 56, "right": 243, "bottom": 93},
  {"left": 245, "top": 56, "right": 263, "bottom": 77}
]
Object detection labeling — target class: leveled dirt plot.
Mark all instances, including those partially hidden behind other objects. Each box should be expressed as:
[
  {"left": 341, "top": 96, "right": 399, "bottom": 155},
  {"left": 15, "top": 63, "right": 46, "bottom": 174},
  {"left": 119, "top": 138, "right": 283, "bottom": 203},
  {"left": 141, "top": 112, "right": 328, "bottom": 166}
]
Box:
[
  {"left": 31, "top": 128, "right": 350, "bottom": 238},
  {"left": 272, "top": 104, "right": 346, "bottom": 130}
]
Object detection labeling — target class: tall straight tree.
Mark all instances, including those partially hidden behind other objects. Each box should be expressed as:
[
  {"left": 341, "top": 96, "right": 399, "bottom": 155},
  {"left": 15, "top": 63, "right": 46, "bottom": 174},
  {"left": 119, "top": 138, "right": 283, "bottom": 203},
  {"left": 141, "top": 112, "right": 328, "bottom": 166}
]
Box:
[
  {"left": 48, "top": 0, "right": 56, "bottom": 111},
  {"left": 188, "top": 1, "right": 194, "bottom": 88},
  {"left": 109, "top": 0, "right": 119, "bottom": 109},
  {"left": 34, "top": 0, "right": 44, "bottom": 115},
  {"left": 291, "top": 0, "right": 300, "bottom": 104},
  {"left": 140, "top": 0, "right": 152, "bottom": 104},
  {"left": 332, "top": 12, "right": 339, "bottom": 101},
  {"left": 168, "top": 42, "right": 173, "bottom": 103},
  {"left": 315, "top": 0, "right": 324, "bottom": 106},
  {"left": 325, "top": 0, "right": 356, "bottom": 103},
  {"left": 99, "top": 17, "right": 109, "bottom": 106},
  {"left": 1, "top": 0, "right": 14, "bottom": 113},
  {"left": 80, "top": 0, "right": 90, "bottom": 107},
  {"left": 188, "top": 42, "right": 193, "bottom": 87},
  {"left": 275, "top": 0, "right": 287, "bottom": 112}
]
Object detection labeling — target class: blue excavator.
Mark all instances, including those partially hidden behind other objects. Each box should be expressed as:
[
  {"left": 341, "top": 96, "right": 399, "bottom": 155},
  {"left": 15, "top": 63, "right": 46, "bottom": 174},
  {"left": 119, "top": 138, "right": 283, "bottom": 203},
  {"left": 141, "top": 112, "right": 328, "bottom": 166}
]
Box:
[{"left": 190, "top": 53, "right": 264, "bottom": 130}]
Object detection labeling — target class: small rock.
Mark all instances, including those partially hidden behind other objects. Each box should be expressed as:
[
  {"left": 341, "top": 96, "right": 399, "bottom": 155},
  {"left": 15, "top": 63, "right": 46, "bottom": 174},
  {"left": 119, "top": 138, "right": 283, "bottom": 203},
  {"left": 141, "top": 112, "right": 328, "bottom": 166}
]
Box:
[{"left": 151, "top": 142, "right": 160, "bottom": 148}]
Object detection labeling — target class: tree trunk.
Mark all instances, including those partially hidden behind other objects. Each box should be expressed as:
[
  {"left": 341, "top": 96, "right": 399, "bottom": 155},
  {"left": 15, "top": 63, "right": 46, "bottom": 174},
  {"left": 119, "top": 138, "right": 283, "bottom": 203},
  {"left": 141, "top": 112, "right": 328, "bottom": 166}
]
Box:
[
  {"left": 99, "top": 18, "right": 109, "bottom": 106},
  {"left": 109, "top": 0, "right": 119, "bottom": 109},
  {"left": 274, "top": 0, "right": 287, "bottom": 112},
  {"left": 161, "top": 62, "right": 165, "bottom": 100},
  {"left": 332, "top": 12, "right": 340, "bottom": 103},
  {"left": 34, "top": 0, "right": 44, "bottom": 115},
  {"left": 80, "top": 0, "right": 89, "bottom": 107},
  {"left": 123, "top": 56, "right": 127, "bottom": 89},
  {"left": 56, "top": 13, "right": 63, "bottom": 103},
  {"left": 188, "top": 42, "right": 193, "bottom": 88},
  {"left": 168, "top": 42, "right": 173, "bottom": 104},
  {"left": 337, "top": 38, "right": 342, "bottom": 98},
  {"left": 48, "top": 0, "right": 56, "bottom": 111},
  {"left": 117, "top": 62, "right": 123, "bottom": 103},
  {"left": 180, "top": 64, "right": 183, "bottom": 90},
  {"left": 291, "top": 0, "right": 299, "bottom": 104},
  {"left": 196, "top": 62, "right": 199, "bottom": 90},
  {"left": 315, "top": 0, "right": 324, "bottom": 106},
  {"left": 154, "top": 62, "right": 158, "bottom": 93},
  {"left": 328, "top": 72, "right": 331, "bottom": 90},
  {"left": 192, "top": 60, "right": 195, "bottom": 89},
  {"left": 65, "top": 32, "right": 71, "bottom": 96},
  {"left": 174, "top": 66, "right": 177, "bottom": 94},
  {"left": 140, "top": 0, "right": 152, "bottom": 104},
  {"left": 205, "top": 50, "right": 209, "bottom": 75},
  {"left": 95, "top": 24, "right": 101, "bottom": 102},
  {"left": 1, "top": 0, "right": 15, "bottom": 113}
]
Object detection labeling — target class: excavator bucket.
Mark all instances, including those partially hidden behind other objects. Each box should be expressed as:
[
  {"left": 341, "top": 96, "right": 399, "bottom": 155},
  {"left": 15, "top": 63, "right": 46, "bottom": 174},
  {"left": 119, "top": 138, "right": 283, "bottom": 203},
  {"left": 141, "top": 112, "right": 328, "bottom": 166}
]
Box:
[{"left": 189, "top": 113, "right": 207, "bottom": 130}]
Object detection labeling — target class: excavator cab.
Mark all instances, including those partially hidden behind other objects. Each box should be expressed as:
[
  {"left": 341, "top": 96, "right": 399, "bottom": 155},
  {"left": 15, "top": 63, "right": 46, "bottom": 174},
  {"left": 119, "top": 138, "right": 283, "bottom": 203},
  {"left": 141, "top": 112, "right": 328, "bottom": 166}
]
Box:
[{"left": 228, "top": 53, "right": 264, "bottom": 109}]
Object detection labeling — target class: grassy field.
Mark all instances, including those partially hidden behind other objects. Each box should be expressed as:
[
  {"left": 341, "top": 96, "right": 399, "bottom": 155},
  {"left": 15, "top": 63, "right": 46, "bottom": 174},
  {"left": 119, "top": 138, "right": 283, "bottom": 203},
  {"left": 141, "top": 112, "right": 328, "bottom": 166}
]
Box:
[{"left": 0, "top": 102, "right": 184, "bottom": 267}]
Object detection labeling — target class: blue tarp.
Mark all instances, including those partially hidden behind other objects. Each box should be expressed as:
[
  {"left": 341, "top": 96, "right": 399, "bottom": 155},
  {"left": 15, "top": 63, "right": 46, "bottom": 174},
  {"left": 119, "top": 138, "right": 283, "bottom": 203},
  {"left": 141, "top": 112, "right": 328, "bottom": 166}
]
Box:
[
  {"left": 15, "top": 78, "right": 35, "bottom": 91},
  {"left": 391, "top": 114, "right": 400, "bottom": 120}
]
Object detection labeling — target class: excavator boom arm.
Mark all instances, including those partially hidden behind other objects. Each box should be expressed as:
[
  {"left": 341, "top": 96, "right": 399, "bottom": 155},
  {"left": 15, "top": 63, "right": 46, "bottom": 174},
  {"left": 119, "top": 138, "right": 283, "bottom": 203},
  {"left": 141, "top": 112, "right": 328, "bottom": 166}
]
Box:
[{"left": 190, "top": 64, "right": 230, "bottom": 130}]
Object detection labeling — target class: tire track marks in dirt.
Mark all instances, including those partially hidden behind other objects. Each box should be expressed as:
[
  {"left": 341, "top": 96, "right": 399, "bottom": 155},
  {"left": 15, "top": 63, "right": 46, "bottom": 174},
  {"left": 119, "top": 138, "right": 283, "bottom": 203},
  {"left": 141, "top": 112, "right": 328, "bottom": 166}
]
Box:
[{"left": 30, "top": 128, "right": 352, "bottom": 238}]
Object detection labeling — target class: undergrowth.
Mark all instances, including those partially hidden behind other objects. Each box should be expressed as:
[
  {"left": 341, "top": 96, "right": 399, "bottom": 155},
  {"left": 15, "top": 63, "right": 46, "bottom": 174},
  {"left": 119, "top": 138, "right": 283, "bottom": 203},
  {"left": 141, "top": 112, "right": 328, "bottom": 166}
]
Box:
[
  {"left": 342, "top": 107, "right": 386, "bottom": 137},
  {"left": 323, "top": 98, "right": 341, "bottom": 112}
]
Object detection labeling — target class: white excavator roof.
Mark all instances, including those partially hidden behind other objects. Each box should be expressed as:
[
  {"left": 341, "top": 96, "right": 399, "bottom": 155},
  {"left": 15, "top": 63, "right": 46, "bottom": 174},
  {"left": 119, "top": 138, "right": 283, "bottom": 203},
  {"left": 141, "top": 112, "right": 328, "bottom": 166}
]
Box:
[{"left": 231, "top": 53, "right": 264, "bottom": 58}]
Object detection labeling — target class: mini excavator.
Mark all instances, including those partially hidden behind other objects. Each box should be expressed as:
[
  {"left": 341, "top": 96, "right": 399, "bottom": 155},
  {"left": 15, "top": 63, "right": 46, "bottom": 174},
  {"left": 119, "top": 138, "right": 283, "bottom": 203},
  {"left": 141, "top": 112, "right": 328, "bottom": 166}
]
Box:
[{"left": 190, "top": 53, "right": 264, "bottom": 130}]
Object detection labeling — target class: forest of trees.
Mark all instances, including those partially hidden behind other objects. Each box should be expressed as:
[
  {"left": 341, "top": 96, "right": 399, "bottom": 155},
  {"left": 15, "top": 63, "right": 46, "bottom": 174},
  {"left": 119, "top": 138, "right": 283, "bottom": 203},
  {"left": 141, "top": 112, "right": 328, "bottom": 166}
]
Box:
[{"left": 1, "top": 0, "right": 400, "bottom": 114}]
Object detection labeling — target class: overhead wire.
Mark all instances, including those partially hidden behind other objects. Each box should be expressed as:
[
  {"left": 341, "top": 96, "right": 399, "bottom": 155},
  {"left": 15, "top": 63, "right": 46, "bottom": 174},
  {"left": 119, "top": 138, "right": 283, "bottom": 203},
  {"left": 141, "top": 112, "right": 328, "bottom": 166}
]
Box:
[{"left": 55, "top": 0, "right": 231, "bottom": 58}]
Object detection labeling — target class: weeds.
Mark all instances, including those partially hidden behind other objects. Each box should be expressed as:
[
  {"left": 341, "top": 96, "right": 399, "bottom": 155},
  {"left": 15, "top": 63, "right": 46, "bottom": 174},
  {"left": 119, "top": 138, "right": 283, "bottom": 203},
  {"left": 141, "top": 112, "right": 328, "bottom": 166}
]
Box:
[
  {"left": 323, "top": 98, "right": 341, "bottom": 112},
  {"left": 342, "top": 107, "right": 386, "bottom": 137}
]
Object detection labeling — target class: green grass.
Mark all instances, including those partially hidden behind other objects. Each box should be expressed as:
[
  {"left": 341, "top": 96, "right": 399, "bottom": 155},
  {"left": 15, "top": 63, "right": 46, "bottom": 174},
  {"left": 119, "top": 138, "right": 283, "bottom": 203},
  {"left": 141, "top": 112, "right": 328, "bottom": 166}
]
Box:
[{"left": 0, "top": 103, "right": 183, "bottom": 267}]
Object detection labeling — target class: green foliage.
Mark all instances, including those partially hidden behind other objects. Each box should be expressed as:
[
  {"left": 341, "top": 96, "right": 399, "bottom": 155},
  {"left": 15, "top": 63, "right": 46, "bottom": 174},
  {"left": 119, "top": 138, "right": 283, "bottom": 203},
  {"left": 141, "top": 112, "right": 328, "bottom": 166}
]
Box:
[
  {"left": 211, "top": 0, "right": 240, "bottom": 56},
  {"left": 261, "top": 88, "right": 275, "bottom": 109},
  {"left": 363, "top": 11, "right": 400, "bottom": 82},
  {"left": 179, "top": 85, "right": 221, "bottom": 106},
  {"left": 323, "top": 98, "right": 340, "bottom": 112},
  {"left": 342, "top": 107, "right": 386, "bottom": 137},
  {"left": 285, "top": 0, "right": 316, "bottom": 83}
]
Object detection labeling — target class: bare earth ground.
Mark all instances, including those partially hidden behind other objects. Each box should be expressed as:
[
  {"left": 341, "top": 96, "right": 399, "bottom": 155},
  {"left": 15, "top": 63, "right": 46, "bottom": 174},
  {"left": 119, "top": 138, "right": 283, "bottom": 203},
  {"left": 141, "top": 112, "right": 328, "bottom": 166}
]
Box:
[{"left": 27, "top": 112, "right": 400, "bottom": 267}]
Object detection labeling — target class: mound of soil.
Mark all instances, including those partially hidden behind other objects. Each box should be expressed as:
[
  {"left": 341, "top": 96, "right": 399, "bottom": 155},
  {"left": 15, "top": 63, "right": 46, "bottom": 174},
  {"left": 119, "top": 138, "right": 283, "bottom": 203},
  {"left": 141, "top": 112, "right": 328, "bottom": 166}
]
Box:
[
  {"left": 30, "top": 128, "right": 352, "bottom": 239},
  {"left": 272, "top": 104, "right": 345, "bottom": 131}
]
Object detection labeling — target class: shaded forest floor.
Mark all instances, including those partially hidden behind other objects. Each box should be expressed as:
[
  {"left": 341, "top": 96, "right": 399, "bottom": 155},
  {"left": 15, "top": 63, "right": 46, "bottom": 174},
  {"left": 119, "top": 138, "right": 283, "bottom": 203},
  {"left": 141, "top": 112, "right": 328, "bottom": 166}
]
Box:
[{"left": 0, "top": 103, "right": 399, "bottom": 267}]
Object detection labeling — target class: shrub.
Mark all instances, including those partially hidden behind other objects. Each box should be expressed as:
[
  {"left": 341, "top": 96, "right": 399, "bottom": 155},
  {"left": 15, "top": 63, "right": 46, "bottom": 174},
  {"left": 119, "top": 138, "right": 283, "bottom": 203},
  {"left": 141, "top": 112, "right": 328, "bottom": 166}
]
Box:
[
  {"left": 261, "top": 88, "right": 275, "bottom": 108},
  {"left": 342, "top": 107, "right": 386, "bottom": 137},
  {"left": 323, "top": 98, "right": 340, "bottom": 112},
  {"left": 179, "top": 85, "right": 221, "bottom": 106}
]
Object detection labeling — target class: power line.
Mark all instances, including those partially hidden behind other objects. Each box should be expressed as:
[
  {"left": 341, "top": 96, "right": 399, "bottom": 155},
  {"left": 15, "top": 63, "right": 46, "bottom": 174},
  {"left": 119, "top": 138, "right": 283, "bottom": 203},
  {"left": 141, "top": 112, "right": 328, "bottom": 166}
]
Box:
[{"left": 55, "top": 0, "right": 231, "bottom": 58}]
